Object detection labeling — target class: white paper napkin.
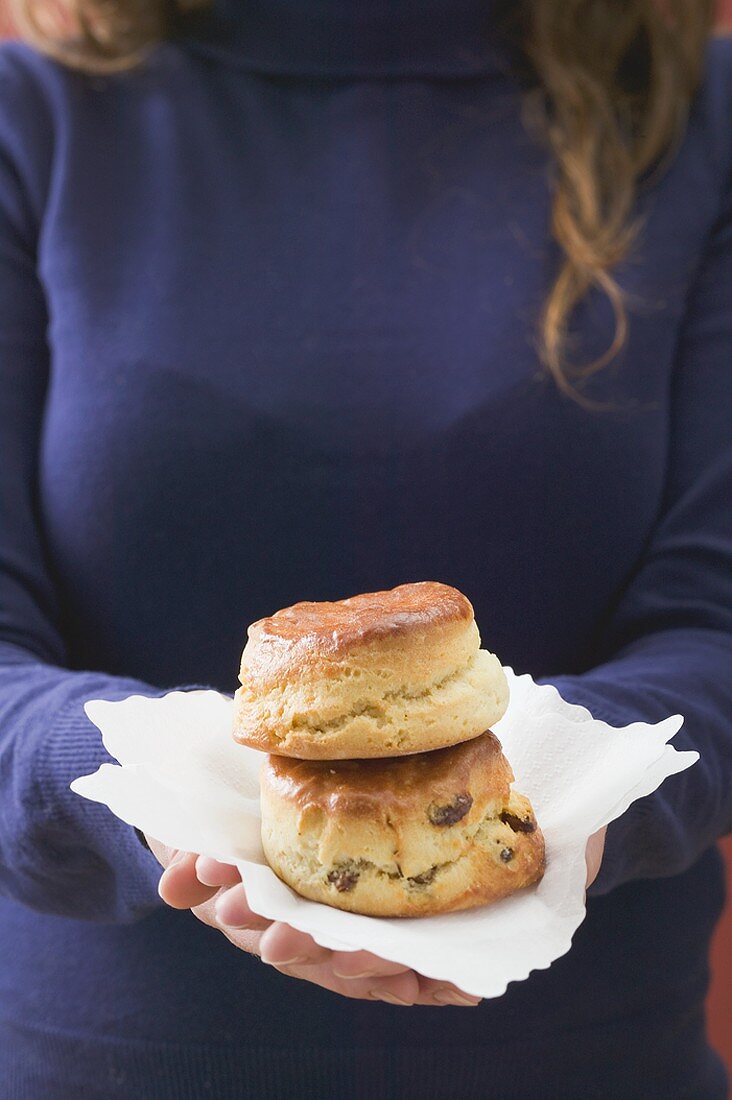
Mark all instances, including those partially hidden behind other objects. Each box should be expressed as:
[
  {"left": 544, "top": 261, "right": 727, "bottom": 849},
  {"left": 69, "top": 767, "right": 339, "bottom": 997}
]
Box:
[{"left": 71, "top": 670, "right": 697, "bottom": 999}]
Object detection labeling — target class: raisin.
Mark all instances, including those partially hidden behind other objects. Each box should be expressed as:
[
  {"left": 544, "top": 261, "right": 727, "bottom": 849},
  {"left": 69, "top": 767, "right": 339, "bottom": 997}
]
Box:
[
  {"left": 408, "top": 867, "right": 437, "bottom": 887},
  {"left": 428, "top": 793, "right": 473, "bottom": 827},
  {"left": 500, "top": 847, "right": 514, "bottom": 863},
  {"left": 326, "top": 867, "right": 359, "bottom": 892},
  {"left": 499, "top": 810, "right": 536, "bottom": 834}
]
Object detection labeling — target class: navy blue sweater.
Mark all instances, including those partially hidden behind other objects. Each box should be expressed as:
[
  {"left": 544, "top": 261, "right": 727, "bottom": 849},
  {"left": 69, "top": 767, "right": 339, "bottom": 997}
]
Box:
[{"left": 0, "top": 3, "right": 731, "bottom": 1097}]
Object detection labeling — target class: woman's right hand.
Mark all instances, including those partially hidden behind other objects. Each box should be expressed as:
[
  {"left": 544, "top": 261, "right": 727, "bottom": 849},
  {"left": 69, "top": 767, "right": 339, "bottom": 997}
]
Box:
[{"left": 146, "top": 838, "right": 481, "bottom": 1008}]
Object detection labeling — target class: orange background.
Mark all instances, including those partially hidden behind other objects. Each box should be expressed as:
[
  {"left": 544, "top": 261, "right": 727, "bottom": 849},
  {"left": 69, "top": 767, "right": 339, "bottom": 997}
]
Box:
[{"left": 0, "top": 0, "right": 729, "bottom": 1086}]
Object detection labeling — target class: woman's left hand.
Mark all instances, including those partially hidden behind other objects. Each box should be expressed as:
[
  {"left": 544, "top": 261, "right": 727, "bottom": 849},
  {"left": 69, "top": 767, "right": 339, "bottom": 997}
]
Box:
[
  {"left": 156, "top": 848, "right": 481, "bottom": 1006},
  {"left": 155, "top": 828, "right": 606, "bottom": 1007}
]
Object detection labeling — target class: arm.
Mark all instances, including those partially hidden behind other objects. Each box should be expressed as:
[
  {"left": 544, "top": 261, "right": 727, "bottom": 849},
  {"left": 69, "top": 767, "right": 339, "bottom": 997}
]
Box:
[
  {"left": 547, "top": 137, "right": 732, "bottom": 895},
  {"left": 0, "top": 52, "right": 170, "bottom": 922}
]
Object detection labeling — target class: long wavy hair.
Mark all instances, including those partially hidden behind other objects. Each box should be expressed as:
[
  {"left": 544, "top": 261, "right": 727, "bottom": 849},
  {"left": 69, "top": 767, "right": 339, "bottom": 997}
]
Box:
[{"left": 10, "top": 0, "right": 715, "bottom": 397}]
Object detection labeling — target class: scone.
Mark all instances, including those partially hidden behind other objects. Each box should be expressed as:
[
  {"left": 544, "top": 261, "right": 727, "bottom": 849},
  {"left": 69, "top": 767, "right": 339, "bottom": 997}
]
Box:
[
  {"left": 233, "top": 581, "right": 508, "bottom": 759},
  {"left": 259, "top": 731, "right": 545, "bottom": 917}
]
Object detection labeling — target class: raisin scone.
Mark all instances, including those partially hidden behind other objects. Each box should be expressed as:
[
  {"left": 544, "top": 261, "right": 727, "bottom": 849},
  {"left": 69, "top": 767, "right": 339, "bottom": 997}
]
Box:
[
  {"left": 259, "top": 731, "right": 545, "bottom": 916},
  {"left": 233, "top": 581, "right": 508, "bottom": 759}
]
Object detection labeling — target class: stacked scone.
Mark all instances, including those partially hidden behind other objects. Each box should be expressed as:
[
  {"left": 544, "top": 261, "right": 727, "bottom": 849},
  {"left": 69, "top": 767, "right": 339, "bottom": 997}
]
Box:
[{"left": 232, "top": 582, "right": 545, "bottom": 917}]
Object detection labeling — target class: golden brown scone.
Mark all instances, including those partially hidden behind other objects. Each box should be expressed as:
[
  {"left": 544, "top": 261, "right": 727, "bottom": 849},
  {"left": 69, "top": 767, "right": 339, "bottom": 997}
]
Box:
[
  {"left": 259, "top": 732, "right": 545, "bottom": 917},
  {"left": 233, "top": 581, "right": 508, "bottom": 759}
]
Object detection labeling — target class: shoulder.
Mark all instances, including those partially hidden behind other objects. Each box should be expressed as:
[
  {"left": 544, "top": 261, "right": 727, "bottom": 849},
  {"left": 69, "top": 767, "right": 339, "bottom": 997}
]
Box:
[
  {"left": 0, "top": 38, "right": 165, "bottom": 229},
  {"left": 0, "top": 38, "right": 192, "bottom": 237},
  {"left": 0, "top": 43, "right": 60, "bottom": 239},
  {"left": 0, "top": 36, "right": 192, "bottom": 138},
  {"left": 0, "top": 39, "right": 64, "bottom": 112},
  {"left": 0, "top": 43, "right": 65, "bottom": 218}
]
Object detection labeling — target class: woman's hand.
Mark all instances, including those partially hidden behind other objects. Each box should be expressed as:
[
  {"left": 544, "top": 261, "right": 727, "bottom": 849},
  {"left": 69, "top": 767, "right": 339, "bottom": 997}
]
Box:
[
  {"left": 147, "top": 827, "right": 606, "bottom": 1007},
  {"left": 146, "top": 838, "right": 481, "bottom": 1007}
]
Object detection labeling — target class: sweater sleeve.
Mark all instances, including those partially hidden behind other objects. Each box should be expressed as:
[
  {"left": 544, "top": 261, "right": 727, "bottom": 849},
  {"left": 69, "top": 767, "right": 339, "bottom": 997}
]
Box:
[
  {"left": 0, "top": 50, "right": 166, "bottom": 923},
  {"left": 546, "top": 99, "right": 732, "bottom": 895}
]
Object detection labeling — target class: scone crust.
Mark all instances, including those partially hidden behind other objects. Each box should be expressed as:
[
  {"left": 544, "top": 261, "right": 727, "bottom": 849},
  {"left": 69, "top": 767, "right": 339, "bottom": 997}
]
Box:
[
  {"left": 263, "top": 728, "right": 512, "bottom": 821},
  {"left": 244, "top": 581, "right": 472, "bottom": 685},
  {"left": 260, "top": 733, "right": 545, "bottom": 917},
  {"left": 234, "top": 582, "right": 508, "bottom": 758}
]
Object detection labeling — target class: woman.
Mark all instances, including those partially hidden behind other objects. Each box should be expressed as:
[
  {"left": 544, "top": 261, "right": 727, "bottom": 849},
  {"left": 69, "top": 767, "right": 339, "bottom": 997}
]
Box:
[{"left": 0, "top": 0, "right": 729, "bottom": 1096}]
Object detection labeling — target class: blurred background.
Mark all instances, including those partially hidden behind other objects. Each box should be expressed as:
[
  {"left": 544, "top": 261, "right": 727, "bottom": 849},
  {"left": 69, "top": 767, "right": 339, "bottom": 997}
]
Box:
[{"left": 0, "top": 0, "right": 729, "bottom": 1086}]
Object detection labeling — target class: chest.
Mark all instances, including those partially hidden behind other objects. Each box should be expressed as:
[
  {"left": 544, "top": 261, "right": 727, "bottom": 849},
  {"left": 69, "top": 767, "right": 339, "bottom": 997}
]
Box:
[{"left": 35, "top": 63, "right": 713, "bottom": 681}]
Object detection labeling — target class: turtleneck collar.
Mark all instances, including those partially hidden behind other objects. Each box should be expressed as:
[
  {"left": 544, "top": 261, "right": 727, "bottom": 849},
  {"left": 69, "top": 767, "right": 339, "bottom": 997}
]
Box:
[{"left": 179, "top": 0, "right": 510, "bottom": 79}]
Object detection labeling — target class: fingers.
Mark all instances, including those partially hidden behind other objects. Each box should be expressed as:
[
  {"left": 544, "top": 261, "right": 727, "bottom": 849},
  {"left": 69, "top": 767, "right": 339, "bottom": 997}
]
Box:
[
  {"left": 266, "top": 948, "right": 478, "bottom": 1007},
  {"left": 215, "top": 902, "right": 417, "bottom": 1001},
  {"left": 217, "top": 908, "right": 472, "bottom": 1008},
  {"left": 276, "top": 958, "right": 422, "bottom": 1006},
  {"left": 330, "top": 949, "right": 411, "bottom": 981},
  {"left": 158, "top": 853, "right": 240, "bottom": 911},
  {"left": 214, "top": 882, "right": 272, "bottom": 932},
  {"left": 258, "top": 921, "right": 332, "bottom": 967},
  {"left": 151, "top": 842, "right": 483, "bottom": 1009},
  {"left": 356, "top": 967, "right": 421, "bottom": 1006},
  {"left": 414, "top": 976, "right": 482, "bottom": 1007},
  {"left": 585, "top": 826, "right": 607, "bottom": 887},
  {"left": 186, "top": 894, "right": 265, "bottom": 957},
  {"left": 195, "top": 856, "right": 241, "bottom": 889},
  {"left": 158, "top": 851, "right": 219, "bottom": 909},
  {"left": 213, "top": 923, "right": 264, "bottom": 958},
  {"left": 259, "top": 930, "right": 422, "bottom": 1005},
  {"left": 179, "top": 864, "right": 479, "bottom": 1009}
]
